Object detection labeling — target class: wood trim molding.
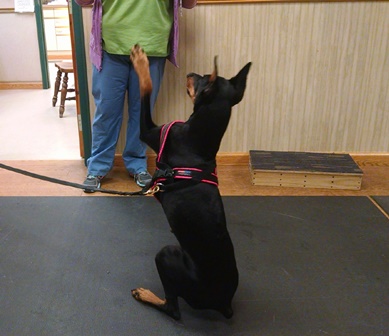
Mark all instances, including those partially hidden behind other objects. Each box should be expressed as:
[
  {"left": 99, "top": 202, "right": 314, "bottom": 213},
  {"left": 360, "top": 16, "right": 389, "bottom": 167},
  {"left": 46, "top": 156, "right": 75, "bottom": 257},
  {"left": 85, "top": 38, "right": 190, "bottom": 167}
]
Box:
[
  {"left": 0, "top": 8, "right": 14, "bottom": 13},
  {"left": 114, "top": 153, "right": 251, "bottom": 167},
  {"left": 114, "top": 153, "right": 389, "bottom": 168},
  {"left": 0, "top": 82, "right": 43, "bottom": 90}
]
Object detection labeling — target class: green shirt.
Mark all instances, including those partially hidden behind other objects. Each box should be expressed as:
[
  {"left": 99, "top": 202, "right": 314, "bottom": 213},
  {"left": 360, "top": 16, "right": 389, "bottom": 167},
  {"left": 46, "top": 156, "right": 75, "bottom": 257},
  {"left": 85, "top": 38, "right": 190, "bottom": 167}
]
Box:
[{"left": 102, "top": 0, "right": 173, "bottom": 56}]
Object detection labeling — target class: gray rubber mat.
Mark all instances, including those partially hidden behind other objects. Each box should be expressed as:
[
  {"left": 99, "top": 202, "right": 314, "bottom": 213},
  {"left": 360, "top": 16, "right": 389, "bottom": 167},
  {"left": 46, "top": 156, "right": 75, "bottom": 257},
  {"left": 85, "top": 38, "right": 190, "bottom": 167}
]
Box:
[
  {"left": 0, "top": 196, "right": 388, "bottom": 335},
  {"left": 372, "top": 196, "right": 389, "bottom": 216}
]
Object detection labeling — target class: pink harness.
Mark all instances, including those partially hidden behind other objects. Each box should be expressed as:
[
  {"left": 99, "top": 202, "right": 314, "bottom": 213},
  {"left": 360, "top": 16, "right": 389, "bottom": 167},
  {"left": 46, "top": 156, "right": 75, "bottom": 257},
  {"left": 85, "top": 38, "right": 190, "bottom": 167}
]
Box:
[{"left": 150, "top": 121, "right": 218, "bottom": 192}]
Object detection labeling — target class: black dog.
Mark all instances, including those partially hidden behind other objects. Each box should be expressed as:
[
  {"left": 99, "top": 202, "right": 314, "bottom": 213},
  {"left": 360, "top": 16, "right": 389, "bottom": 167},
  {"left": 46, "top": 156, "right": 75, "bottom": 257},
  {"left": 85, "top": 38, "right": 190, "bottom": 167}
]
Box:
[{"left": 130, "top": 44, "right": 251, "bottom": 320}]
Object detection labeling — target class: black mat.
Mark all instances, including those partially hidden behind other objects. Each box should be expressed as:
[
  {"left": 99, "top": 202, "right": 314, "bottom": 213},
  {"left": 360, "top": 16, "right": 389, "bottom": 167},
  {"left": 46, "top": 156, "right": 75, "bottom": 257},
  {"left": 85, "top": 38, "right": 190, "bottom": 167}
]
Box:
[
  {"left": 0, "top": 196, "right": 388, "bottom": 335},
  {"left": 372, "top": 196, "right": 389, "bottom": 216}
]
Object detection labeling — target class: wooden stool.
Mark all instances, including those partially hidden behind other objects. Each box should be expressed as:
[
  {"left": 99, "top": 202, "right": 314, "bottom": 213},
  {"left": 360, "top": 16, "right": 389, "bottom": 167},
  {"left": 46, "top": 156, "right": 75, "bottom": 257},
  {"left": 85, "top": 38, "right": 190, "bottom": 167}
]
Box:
[{"left": 52, "top": 61, "right": 76, "bottom": 118}]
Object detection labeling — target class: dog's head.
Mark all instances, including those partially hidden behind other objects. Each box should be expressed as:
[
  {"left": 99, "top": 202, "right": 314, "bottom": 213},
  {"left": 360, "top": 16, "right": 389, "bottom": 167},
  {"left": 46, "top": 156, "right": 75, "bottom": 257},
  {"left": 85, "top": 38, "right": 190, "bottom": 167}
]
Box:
[{"left": 186, "top": 57, "right": 251, "bottom": 107}]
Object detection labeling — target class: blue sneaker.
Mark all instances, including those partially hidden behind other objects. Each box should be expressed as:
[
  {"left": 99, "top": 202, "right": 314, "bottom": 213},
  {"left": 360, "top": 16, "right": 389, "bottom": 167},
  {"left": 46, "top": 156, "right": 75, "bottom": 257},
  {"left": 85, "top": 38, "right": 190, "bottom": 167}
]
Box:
[
  {"left": 132, "top": 171, "right": 152, "bottom": 188},
  {"left": 83, "top": 175, "right": 104, "bottom": 193}
]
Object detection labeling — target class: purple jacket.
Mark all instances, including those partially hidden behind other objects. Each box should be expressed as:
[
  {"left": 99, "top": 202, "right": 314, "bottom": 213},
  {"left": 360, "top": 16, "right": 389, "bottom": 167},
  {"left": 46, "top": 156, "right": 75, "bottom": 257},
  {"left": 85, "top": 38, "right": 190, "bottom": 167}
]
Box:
[{"left": 74, "top": 0, "right": 197, "bottom": 71}]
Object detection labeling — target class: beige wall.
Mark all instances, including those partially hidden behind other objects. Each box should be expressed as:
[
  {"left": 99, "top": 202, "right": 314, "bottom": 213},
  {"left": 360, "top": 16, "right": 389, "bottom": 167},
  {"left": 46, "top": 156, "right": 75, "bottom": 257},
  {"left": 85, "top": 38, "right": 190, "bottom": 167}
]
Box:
[{"left": 82, "top": 2, "right": 389, "bottom": 154}]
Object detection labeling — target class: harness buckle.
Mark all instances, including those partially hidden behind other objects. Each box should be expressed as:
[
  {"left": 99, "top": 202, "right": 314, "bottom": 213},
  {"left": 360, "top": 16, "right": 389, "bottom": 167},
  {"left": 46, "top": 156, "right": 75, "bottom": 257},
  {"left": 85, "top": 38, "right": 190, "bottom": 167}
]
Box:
[{"left": 143, "top": 183, "right": 162, "bottom": 196}]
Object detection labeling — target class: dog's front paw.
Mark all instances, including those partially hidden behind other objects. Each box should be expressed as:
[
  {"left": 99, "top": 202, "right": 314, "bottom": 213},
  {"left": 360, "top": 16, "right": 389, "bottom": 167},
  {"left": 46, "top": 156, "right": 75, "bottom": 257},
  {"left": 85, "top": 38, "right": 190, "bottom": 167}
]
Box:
[
  {"left": 130, "top": 45, "right": 149, "bottom": 73},
  {"left": 130, "top": 45, "right": 152, "bottom": 96}
]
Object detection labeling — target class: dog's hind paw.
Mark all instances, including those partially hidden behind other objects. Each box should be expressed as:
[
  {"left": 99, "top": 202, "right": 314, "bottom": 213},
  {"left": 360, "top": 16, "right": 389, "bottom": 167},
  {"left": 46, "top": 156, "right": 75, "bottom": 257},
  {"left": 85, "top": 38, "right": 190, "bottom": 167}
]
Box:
[
  {"left": 219, "top": 305, "right": 234, "bottom": 319},
  {"left": 131, "top": 288, "right": 165, "bottom": 305},
  {"left": 131, "top": 288, "right": 181, "bottom": 320}
]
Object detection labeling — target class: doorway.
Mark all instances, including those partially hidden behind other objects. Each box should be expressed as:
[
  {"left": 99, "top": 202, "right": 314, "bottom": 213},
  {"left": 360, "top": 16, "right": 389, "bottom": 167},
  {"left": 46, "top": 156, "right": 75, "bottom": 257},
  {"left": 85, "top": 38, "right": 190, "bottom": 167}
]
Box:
[
  {"left": 0, "top": 0, "right": 81, "bottom": 160},
  {"left": 42, "top": 1, "right": 72, "bottom": 62},
  {"left": 36, "top": 0, "right": 92, "bottom": 161}
]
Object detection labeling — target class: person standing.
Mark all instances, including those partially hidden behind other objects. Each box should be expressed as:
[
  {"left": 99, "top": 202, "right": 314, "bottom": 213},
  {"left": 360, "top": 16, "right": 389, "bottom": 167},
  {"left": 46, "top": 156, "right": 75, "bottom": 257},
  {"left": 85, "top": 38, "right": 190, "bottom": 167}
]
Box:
[{"left": 74, "top": 0, "right": 197, "bottom": 191}]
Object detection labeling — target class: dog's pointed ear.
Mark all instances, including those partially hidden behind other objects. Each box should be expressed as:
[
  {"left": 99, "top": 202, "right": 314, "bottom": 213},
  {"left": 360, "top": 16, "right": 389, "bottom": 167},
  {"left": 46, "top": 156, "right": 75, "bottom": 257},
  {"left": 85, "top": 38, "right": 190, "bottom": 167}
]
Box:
[
  {"left": 209, "top": 56, "right": 218, "bottom": 84},
  {"left": 229, "top": 62, "right": 252, "bottom": 106},
  {"left": 203, "top": 56, "right": 218, "bottom": 94},
  {"left": 195, "top": 56, "right": 218, "bottom": 106}
]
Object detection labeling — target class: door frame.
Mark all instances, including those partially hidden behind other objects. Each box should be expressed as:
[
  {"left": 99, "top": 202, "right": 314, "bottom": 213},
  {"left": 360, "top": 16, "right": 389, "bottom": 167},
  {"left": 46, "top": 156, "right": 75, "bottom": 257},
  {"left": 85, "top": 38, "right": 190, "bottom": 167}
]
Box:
[
  {"left": 34, "top": 0, "right": 49, "bottom": 89},
  {"left": 68, "top": 0, "right": 92, "bottom": 163}
]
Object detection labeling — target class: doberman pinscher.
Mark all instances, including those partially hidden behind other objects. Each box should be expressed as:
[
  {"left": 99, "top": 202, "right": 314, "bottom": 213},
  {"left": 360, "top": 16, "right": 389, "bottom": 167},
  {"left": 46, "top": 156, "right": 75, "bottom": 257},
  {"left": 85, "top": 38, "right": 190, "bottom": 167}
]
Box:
[{"left": 130, "top": 44, "right": 251, "bottom": 320}]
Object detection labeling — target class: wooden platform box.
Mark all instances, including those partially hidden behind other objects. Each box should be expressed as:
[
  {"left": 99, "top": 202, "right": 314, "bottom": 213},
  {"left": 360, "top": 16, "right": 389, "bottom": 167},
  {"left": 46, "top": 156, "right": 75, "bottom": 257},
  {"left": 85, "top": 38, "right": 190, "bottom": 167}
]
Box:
[{"left": 249, "top": 150, "right": 363, "bottom": 190}]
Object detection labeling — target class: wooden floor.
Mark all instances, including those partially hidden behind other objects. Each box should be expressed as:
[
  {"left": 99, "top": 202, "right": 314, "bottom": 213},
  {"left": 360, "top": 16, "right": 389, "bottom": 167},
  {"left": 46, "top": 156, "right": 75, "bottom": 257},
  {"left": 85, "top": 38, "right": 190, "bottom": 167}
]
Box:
[{"left": 0, "top": 154, "right": 388, "bottom": 198}]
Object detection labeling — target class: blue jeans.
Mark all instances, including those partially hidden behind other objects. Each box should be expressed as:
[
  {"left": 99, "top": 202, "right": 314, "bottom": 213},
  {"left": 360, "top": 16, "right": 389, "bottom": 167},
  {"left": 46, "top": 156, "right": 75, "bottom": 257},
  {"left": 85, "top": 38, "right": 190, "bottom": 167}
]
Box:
[{"left": 87, "top": 51, "right": 165, "bottom": 176}]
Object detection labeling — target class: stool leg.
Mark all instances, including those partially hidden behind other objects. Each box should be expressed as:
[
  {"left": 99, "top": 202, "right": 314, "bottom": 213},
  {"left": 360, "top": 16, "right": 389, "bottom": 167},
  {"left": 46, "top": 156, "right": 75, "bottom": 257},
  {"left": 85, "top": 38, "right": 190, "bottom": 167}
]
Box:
[
  {"left": 59, "top": 73, "right": 68, "bottom": 118},
  {"left": 52, "top": 69, "right": 62, "bottom": 107}
]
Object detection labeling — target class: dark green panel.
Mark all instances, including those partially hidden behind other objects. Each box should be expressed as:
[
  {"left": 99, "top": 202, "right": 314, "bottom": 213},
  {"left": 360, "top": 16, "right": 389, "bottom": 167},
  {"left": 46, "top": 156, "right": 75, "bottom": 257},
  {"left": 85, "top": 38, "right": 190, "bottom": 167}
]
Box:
[{"left": 34, "top": 0, "right": 49, "bottom": 89}]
